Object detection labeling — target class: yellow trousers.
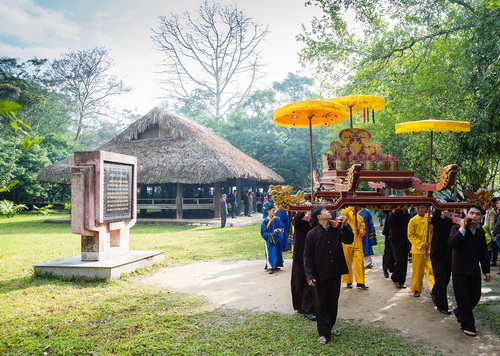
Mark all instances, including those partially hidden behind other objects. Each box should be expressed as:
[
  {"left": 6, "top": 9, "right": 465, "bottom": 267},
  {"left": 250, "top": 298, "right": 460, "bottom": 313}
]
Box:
[
  {"left": 342, "top": 244, "right": 365, "bottom": 285},
  {"left": 410, "top": 254, "right": 434, "bottom": 293}
]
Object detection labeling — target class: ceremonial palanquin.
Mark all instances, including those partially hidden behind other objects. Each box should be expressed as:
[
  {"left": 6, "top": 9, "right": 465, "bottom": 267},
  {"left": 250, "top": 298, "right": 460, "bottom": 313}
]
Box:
[{"left": 269, "top": 127, "right": 494, "bottom": 212}]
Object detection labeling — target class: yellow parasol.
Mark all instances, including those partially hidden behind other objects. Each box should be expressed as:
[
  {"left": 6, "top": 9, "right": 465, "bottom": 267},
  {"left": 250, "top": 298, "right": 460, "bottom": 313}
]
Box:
[
  {"left": 395, "top": 118, "right": 470, "bottom": 182},
  {"left": 273, "top": 100, "right": 349, "bottom": 196},
  {"left": 329, "top": 95, "right": 385, "bottom": 128}
]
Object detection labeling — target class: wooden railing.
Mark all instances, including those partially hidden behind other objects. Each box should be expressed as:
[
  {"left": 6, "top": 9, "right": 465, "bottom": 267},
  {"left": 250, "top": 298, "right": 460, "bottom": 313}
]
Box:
[{"left": 137, "top": 198, "right": 214, "bottom": 210}]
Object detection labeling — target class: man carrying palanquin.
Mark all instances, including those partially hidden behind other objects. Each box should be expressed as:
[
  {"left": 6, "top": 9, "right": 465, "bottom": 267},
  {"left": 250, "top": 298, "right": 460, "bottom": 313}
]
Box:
[
  {"left": 304, "top": 205, "right": 352, "bottom": 345},
  {"left": 340, "top": 207, "right": 369, "bottom": 290},
  {"left": 408, "top": 205, "right": 435, "bottom": 297}
]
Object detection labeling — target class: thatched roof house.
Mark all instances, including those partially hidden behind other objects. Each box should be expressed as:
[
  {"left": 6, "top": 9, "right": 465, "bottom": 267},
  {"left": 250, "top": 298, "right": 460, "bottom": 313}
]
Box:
[{"left": 38, "top": 107, "right": 284, "bottom": 218}]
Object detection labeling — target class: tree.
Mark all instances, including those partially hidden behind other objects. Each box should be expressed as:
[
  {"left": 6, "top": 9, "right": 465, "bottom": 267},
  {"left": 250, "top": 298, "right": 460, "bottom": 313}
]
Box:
[
  {"left": 51, "top": 47, "right": 129, "bottom": 141},
  {"left": 298, "top": 0, "right": 500, "bottom": 189},
  {"left": 152, "top": 0, "right": 268, "bottom": 120},
  {"left": 272, "top": 72, "right": 316, "bottom": 104}
]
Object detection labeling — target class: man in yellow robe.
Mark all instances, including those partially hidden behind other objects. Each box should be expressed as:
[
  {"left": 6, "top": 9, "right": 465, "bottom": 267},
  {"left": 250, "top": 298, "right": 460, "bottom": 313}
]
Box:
[
  {"left": 408, "top": 205, "right": 435, "bottom": 297},
  {"left": 341, "top": 207, "right": 368, "bottom": 289}
]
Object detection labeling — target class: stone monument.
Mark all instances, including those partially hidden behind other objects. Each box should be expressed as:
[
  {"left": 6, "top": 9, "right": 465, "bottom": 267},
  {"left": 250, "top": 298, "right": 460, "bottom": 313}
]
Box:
[{"left": 34, "top": 151, "right": 164, "bottom": 279}]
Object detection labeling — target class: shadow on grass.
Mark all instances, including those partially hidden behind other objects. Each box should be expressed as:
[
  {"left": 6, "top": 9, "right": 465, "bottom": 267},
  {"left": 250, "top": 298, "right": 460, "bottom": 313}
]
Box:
[{"left": 0, "top": 273, "right": 109, "bottom": 295}]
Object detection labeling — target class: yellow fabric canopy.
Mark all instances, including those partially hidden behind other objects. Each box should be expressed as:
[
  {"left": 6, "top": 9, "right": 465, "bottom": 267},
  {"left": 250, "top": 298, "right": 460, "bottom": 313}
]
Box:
[
  {"left": 329, "top": 95, "right": 385, "bottom": 112},
  {"left": 395, "top": 119, "right": 470, "bottom": 133},
  {"left": 273, "top": 100, "right": 349, "bottom": 128}
]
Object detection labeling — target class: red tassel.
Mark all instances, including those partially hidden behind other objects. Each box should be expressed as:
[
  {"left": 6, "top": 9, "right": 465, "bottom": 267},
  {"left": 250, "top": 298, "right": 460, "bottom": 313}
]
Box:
[{"left": 363, "top": 108, "right": 366, "bottom": 123}]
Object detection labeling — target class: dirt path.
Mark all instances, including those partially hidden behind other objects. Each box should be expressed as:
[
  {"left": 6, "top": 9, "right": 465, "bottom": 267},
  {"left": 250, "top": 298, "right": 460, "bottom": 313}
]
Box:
[{"left": 140, "top": 255, "right": 498, "bottom": 355}]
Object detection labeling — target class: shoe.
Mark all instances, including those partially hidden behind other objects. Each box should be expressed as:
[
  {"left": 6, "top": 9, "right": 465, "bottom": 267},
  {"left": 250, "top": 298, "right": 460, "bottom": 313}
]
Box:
[
  {"left": 461, "top": 328, "right": 477, "bottom": 337},
  {"left": 365, "top": 263, "right": 373, "bottom": 269},
  {"left": 356, "top": 283, "right": 369, "bottom": 290},
  {"left": 490, "top": 263, "right": 497, "bottom": 266},
  {"left": 383, "top": 270, "right": 389, "bottom": 278},
  {"left": 393, "top": 281, "right": 405, "bottom": 288},
  {"left": 413, "top": 291, "right": 420, "bottom": 297},
  {"left": 346, "top": 283, "right": 353, "bottom": 288},
  {"left": 431, "top": 292, "right": 436, "bottom": 306},
  {"left": 267, "top": 269, "right": 274, "bottom": 274},
  {"left": 438, "top": 309, "right": 451, "bottom": 314},
  {"left": 304, "top": 314, "right": 317, "bottom": 321}
]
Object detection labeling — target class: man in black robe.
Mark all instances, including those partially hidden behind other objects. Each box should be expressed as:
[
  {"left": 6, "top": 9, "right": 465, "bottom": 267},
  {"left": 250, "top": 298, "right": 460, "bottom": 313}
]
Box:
[
  {"left": 290, "top": 195, "right": 315, "bottom": 320},
  {"left": 387, "top": 209, "right": 411, "bottom": 288},
  {"left": 449, "top": 204, "right": 491, "bottom": 337},
  {"left": 430, "top": 203, "right": 455, "bottom": 314},
  {"left": 304, "top": 205, "right": 353, "bottom": 345}
]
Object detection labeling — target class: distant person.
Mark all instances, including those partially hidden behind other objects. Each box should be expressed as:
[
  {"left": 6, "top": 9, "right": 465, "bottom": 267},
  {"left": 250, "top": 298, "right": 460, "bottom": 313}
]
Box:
[
  {"left": 243, "top": 190, "right": 251, "bottom": 217},
  {"left": 304, "top": 205, "right": 352, "bottom": 345},
  {"left": 229, "top": 190, "right": 238, "bottom": 218},
  {"left": 262, "top": 195, "right": 272, "bottom": 219},
  {"left": 381, "top": 210, "right": 394, "bottom": 279},
  {"left": 261, "top": 206, "right": 284, "bottom": 274},
  {"left": 449, "top": 204, "right": 491, "bottom": 337},
  {"left": 359, "top": 208, "right": 377, "bottom": 268},
  {"left": 219, "top": 194, "right": 228, "bottom": 228},
  {"left": 408, "top": 205, "right": 434, "bottom": 297}
]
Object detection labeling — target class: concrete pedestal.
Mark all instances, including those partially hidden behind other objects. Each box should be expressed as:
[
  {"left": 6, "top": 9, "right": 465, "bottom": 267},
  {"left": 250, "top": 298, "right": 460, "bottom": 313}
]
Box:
[{"left": 34, "top": 250, "right": 164, "bottom": 279}]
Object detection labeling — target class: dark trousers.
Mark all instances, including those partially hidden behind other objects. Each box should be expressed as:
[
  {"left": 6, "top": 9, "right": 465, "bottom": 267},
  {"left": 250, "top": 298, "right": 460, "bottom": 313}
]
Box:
[
  {"left": 490, "top": 241, "right": 498, "bottom": 265},
  {"left": 312, "top": 276, "right": 341, "bottom": 342},
  {"left": 290, "top": 259, "right": 314, "bottom": 315},
  {"left": 430, "top": 256, "right": 452, "bottom": 311},
  {"left": 452, "top": 273, "right": 482, "bottom": 333},
  {"left": 390, "top": 242, "right": 409, "bottom": 285},
  {"left": 220, "top": 214, "right": 227, "bottom": 228},
  {"left": 231, "top": 204, "right": 236, "bottom": 218},
  {"left": 382, "top": 235, "right": 395, "bottom": 273}
]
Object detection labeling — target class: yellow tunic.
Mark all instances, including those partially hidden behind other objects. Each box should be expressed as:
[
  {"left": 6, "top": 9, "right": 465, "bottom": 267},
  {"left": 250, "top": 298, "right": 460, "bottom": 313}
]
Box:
[
  {"left": 341, "top": 207, "right": 366, "bottom": 284},
  {"left": 407, "top": 213, "right": 434, "bottom": 293}
]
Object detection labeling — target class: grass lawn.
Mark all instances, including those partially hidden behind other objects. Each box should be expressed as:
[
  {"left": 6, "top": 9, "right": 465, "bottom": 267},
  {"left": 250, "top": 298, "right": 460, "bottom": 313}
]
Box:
[{"left": 1, "top": 213, "right": 444, "bottom": 355}]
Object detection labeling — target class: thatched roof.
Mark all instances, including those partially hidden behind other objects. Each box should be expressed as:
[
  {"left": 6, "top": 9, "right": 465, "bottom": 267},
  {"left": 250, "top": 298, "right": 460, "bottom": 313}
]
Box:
[{"left": 37, "top": 107, "right": 284, "bottom": 185}]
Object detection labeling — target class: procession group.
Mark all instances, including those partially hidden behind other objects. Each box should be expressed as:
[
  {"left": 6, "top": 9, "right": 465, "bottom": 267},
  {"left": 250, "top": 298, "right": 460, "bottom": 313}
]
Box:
[{"left": 259, "top": 194, "right": 495, "bottom": 345}]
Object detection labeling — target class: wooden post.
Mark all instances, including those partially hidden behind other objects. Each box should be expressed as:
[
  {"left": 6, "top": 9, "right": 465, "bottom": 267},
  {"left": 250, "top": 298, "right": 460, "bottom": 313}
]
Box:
[
  {"left": 236, "top": 179, "right": 242, "bottom": 215},
  {"left": 176, "top": 183, "right": 183, "bottom": 219}
]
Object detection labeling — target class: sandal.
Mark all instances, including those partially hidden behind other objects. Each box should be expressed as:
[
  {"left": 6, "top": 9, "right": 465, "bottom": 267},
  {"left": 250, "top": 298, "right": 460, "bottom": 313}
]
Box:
[
  {"left": 317, "top": 336, "right": 327, "bottom": 345},
  {"left": 331, "top": 328, "right": 340, "bottom": 336},
  {"left": 462, "top": 329, "right": 477, "bottom": 337}
]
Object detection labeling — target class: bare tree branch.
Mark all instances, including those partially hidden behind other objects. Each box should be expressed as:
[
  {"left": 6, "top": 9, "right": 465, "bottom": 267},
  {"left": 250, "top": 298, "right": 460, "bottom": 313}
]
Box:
[{"left": 151, "top": 0, "right": 268, "bottom": 120}]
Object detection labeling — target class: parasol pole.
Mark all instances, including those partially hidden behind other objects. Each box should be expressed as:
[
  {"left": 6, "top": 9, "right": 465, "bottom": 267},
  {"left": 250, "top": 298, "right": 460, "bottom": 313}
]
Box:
[
  {"left": 308, "top": 116, "right": 315, "bottom": 199},
  {"left": 429, "top": 130, "right": 434, "bottom": 183},
  {"left": 349, "top": 106, "right": 353, "bottom": 128}
]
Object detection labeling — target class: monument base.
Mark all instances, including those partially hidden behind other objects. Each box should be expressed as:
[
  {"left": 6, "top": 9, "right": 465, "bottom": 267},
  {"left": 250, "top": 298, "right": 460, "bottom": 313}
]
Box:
[{"left": 34, "top": 250, "right": 164, "bottom": 280}]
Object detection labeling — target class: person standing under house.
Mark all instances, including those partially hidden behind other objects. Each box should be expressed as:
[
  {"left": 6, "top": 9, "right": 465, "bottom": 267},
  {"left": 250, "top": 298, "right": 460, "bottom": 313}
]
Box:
[
  {"left": 387, "top": 209, "right": 411, "bottom": 288},
  {"left": 408, "top": 205, "right": 435, "bottom": 297},
  {"left": 243, "top": 190, "right": 251, "bottom": 217},
  {"left": 449, "top": 204, "right": 491, "bottom": 337},
  {"left": 430, "top": 202, "right": 455, "bottom": 314},
  {"left": 341, "top": 206, "right": 369, "bottom": 289},
  {"left": 359, "top": 208, "right": 377, "bottom": 268},
  {"left": 229, "top": 190, "right": 238, "bottom": 218},
  {"left": 219, "top": 194, "right": 228, "bottom": 228},
  {"left": 290, "top": 194, "right": 316, "bottom": 321},
  {"left": 304, "top": 205, "right": 352, "bottom": 345},
  {"left": 261, "top": 206, "right": 285, "bottom": 274}
]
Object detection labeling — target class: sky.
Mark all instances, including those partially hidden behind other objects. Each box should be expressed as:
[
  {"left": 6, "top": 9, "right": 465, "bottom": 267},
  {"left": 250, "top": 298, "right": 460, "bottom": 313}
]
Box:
[{"left": 0, "top": 0, "right": 324, "bottom": 114}]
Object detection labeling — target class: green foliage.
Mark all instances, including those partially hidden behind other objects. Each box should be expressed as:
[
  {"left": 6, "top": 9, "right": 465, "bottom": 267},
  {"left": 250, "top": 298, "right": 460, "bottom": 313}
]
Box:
[
  {"left": 299, "top": 0, "right": 500, "bottom": 189},
  {"left": 31, "top": 204, "right": 53, "bottom": 215},
  {"left": 0, "top": 199, "right": 27, "bottom": 217}
]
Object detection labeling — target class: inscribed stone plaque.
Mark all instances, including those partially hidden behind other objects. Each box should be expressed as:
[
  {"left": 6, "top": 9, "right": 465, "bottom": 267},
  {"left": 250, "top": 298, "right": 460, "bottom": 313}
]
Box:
[{"left": 103, "top": 162, "right": 133, "bottom": 222}]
